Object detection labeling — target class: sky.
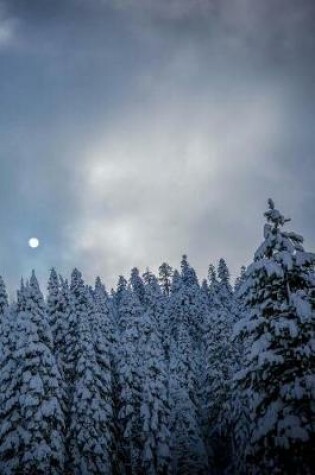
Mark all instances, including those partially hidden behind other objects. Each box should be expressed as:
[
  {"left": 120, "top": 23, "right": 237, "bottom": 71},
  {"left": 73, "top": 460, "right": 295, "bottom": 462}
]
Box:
[{"left": 0, "top": 0, "right": 315, "bottom": 294}]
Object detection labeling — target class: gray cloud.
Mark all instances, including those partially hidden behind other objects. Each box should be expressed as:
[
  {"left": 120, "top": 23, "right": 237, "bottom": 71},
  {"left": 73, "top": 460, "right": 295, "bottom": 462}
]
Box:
[
  {"left": 0, "top": 1, "right": 16, "bottom": 48},
  {"left": 0, "top": 0, "right": 314, "bottom": 292}
]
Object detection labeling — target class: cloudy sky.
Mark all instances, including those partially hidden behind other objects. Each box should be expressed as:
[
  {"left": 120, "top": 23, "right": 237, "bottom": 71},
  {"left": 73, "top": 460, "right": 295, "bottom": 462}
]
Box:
[{"left": 1, "top": 0, "right": 315, "bottom": 292}]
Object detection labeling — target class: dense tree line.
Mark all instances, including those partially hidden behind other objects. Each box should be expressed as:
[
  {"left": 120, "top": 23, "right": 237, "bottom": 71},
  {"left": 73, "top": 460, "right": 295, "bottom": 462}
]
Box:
[{"left": 0, "top": 200, "right": 314, "bottom": 474}]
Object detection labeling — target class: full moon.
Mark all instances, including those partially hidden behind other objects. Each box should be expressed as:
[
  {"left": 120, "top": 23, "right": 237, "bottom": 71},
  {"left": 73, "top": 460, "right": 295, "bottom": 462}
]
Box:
[{"left": 28, "top": 237, "right": 40, "bottom": 249}]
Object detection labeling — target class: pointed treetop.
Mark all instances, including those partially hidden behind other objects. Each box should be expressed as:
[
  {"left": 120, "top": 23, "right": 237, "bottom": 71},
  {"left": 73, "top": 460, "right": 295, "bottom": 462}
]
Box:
[
  {"left": 47, "top": 268, "right": 59, "bottom": 296},
  {"left": 48, "top": 267, "right": 58, "bottom": 282},
  {"left": 158, "top": 262, "right": 173, "bottom": 296},
  {"left": 70, "top": 268, "right": 85, "bottom": 293},
  {"left": 181, "top": 254, "right": 198, "bottom": 286},
  {"left": 27, "top": 271, "right": 45, "bottom": 309},
  {"left": 264, "top": 198, "right": 291, "bottom": 228},
  {"left": 117, "top": 275, "right": 127, "bottom": 292},
  {"left": 218, "top": 258, "right": 230, "bottom": 284},
  {"left": 130, "top": 267, "right": 145, "bottom": 302},
  {"left": 208, "top": 263, "right": 217, "bottom": 285},
  {"left": 0, "top": 275, "right": 8, "bottom": 313},
  {"left": 30, "top": 269, "right": 39, "bottom": 288},
  {"left": 114, "top": 275, "right": 128, "bottom": 306},
  {"left": 95, "top": 276, "right": 107, "bottom": 295},
  {"left": 17, "top": 277, "right": 26, "bottom": 311},
  {"left": 142, "top": 267, "right": 152, "bottom": 284},
  {"left": 29, "top": 270, "right": 44, "bottom": 299},
  {"left": 234, "top": 265, "right": 247, "bottom": 293}
]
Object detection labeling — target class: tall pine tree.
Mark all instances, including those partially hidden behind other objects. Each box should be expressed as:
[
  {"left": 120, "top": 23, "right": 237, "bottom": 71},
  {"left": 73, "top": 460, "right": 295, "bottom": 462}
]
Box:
[{"left": 235, "top": 199, "right": 315, "bottom": 474}]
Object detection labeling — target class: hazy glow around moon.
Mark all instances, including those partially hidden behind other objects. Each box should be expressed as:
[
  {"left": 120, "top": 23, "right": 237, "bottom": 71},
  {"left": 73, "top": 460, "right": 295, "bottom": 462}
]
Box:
[{"left": 28, "top": 237, "right": 40, "bottom": 249}]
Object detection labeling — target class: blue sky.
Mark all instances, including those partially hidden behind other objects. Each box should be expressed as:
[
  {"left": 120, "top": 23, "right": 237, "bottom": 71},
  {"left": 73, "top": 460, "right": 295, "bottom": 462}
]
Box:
[{"left": 0, "top": 0, "right": 315, "bottom": 292}]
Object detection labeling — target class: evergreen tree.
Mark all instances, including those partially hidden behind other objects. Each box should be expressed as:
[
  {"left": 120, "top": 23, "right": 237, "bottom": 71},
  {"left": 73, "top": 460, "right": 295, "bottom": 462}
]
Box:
[
  {"left": 17, "top": 278, "right": 27, "bottom": 311},
  {"left": 0, "top": 273, "right": 65, "bottom": 474},
  {"left": 230, "top": 266, "right": 250, "bottom": 474},
  {"left": 94, "top": 276, "right": 118, "bottom": 366},
  {"left": 130, "top": 268, "right": 145, "bottom": 305},
  {"left": 139, "top": 274, "right": 171, "bottom": 474},
  {"left": 234, "top": 265, "right": 246, "bottom": 293},
  {"left": 116, "top": 283, "right": 144, "bottom": 474},
  {"left": 143, "top": 271, "right": 169, "bottom": 360},
  {"left": 217, "top": 258, "right": 233, "bottom": 311},
  {"left": 203, "top": 276, "right": 234, "bottom": 471},
  {"left": 0, "top": 276, "right": 8, "bottom": 316},
  {"left": 235, "top": 199, "right": 315, "bottom": 474},
  {"left": 158, "top": 263, "right": 173, "bottom": 297},
  {"left": 114, "top": 275, "right": 128, "bottom": 308},
  {"left": 47, "top": 270, "right": 71, "bottom": 381},
  {"left": 169, "top": 263, "right": 208, "bottom": 474},
  {"left": 207, "top": 263, "right": 219, "bottom": 307},
  {"left": 47, "top": 268, "right": 60, "bottom": 328},
  {"left": 67, "top": 269, "right": 114, "bottom": 474}
]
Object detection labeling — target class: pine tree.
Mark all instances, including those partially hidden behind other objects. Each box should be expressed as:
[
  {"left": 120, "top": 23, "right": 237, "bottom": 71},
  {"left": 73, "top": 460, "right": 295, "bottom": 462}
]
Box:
[
  {"left": 158, "top": 263, "right": 173, "bottom": 297},
  {"left": 143, "top": 271, "right": 169, "bottom": 360},
  {"left": 0, "top": 273, "right": 65, "bottom": 474},
  {"left": 130, "top": 268, "right": 145, "bottom": 305},
  {"left": 94, "top": 276, "right": 122, "bottom": 475},
  {"left": 235, "top": 199, "right": 315, "bottom": 474},
  {"left": 234, "top": 266, "right": 246, "bottom": 293},
  {"left": 207, "top": 263, "right": 219, "bottom": 307},
  {"left": 169, "top": 262, "right": 208, "bottom": 474},
  {"left": 139, "top": 273, "right": 171, "bottom": 474},
  {"left": 114, "top": 275, "right": 128, "bottom": 308},
  {"left": 230, "top": 266, "right": 250, "bottom": 474},
  {"left": 94, "top": 276, "right": 118, "bottom": 368},
  {"left": 116, "top": 281, "right": 144, "bottom": 474},
  {"left": 67, "top": 269, "right": 114, "bottom": 474},
  {"left": 0, "top": 276, "right": 8, "bottom": 316},
  {"left": 203, "top": 276, "right": 234, "bottom": 471},
  {"left": 217, "top": 258, "right": 233, "bottom": 311},
  {"left": 47, "top": 269, "right": 70, "bottom": 376}
]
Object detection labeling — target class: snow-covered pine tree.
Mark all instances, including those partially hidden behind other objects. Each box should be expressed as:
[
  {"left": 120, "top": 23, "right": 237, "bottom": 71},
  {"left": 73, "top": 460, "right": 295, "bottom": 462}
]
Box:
[
  {"left": 94, "top": 276, "right": 118, "bottom": 369},
  {"left": 47, "top": 269, "right": 70, "bottom": 381},
  {"left": 178, "top": 255, "right": 204, "bottom": 345},
  {"left": 203, "top": 272, "right": 234, "bottom": 472},
  {"left": 67, "top": 269, "right": 114, "bottom": 475},
  {"left": 130, "top": 267, "right": 145, "bottom": 305},
  {"left": 0, "top": 276, "right": 8, "bottom": 316},
  {"left": 158, "top": 263, "right": 173, "bottom": 297},
  {"left": 94, "top": 276, "right": 122, "bottom": 475},
  {"left": 207, "top": 263, "right": 219, "bottom": 308},
  {"left": 47, "top": 268, "right": 59, "bottom": 327},
  {"left": 139, "top": 271, "right": 171, "bottom": 474},
  {"left": 116, "top": 278, "right": 144, "bottom": 475},
  {"left": 217, "top": 258, "right": 233, "bottom": 312},
  {"left": 230, "top": 266, "right": 250, "bottom": 474},
  {"left": 234, "top": 266, "right": 246, "bottom": 294},
  {"left": 48, "top": 276, "right": 72, "bottom": 382},
  {"left": 0, "top": 273, "right": 65, "bottom": 474},
  {"left": 235, "top": 199, "right": 315, "bottom": 474},
  {"left": 168, "top": 261, "right": 208, "bottom": 474},
  {"left": 114, "top": 275, "right": 128, "bottom": 309},
  {"left": 143, "top": 270, "right": 169, "bottom": 360},
  {"left": 16, "top": 277, "right": 27, "bottom": 311}
]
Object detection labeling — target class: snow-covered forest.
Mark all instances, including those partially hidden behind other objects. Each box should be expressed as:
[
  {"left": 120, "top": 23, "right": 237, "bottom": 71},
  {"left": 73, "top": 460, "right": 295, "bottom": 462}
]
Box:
[{"left": 0, "top": 199, "right": 314, "bottom": 475}]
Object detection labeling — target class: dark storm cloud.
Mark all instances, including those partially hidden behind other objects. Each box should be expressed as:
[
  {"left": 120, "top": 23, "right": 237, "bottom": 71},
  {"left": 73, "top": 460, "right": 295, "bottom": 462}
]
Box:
[{"left": 0, "top": 0, "right": 314, "bottom": 292}]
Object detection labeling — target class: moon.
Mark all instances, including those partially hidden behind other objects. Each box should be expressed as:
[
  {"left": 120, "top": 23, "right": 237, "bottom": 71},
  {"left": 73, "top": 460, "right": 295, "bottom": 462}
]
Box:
[{"left": 28, "top": 237, "right": 40, "bottom": 249}]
